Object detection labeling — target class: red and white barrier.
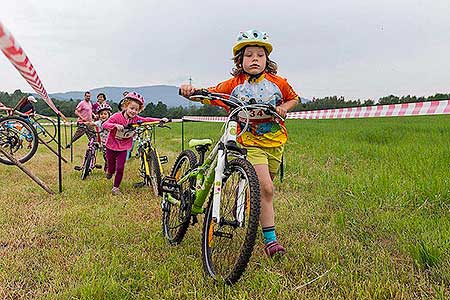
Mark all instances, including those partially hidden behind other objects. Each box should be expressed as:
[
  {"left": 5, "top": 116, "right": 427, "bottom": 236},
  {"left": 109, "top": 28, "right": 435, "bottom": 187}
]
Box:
[
  {"left": 182, "top": 99, "right": 450, "bottom": 122},
  {"left": 0, "top": 22, "right": 62, "bottom": 117},
  {"left": 182, "top": 116, "right": 227, "bottom": 122},
  {"left": 287, "top": 99, "right": 450, "bottom": 120}
]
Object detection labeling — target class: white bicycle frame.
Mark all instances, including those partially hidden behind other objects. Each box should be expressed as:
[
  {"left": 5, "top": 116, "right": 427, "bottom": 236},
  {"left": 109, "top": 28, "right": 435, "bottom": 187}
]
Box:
[{"left": 211, "top": 119, "right": 247, "bottom": 226}]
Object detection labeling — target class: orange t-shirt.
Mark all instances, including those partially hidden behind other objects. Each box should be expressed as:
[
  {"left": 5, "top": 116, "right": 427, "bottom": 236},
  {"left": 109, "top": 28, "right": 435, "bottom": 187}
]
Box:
[{"left": 206, "top": 72, "right": 299, "bottom": 147}]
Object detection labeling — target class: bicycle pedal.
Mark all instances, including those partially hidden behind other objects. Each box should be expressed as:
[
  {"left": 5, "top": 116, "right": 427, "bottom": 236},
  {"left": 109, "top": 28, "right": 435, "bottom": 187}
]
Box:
[
  {"left": 133, "top": 181, "right": 146, "bottom": 188},
  {"left": 159, "top": 155, "right": 168, "bottom": 164},
  {"left": 214, "top": 231, "right": 233, "bottom": 239},
  {"left": 161, "top": 176, "right": 178, "bottom": 193}
]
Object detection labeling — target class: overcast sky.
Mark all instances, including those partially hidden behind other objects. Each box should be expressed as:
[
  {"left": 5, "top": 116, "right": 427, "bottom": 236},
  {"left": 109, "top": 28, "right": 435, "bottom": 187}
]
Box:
[{"left": 1, "top": 0, "right": 449, "bottom": 100}]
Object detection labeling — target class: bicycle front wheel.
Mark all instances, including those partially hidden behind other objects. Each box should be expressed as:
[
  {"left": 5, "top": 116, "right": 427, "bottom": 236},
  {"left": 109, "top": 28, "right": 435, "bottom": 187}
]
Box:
[
  {"left": 201, "top": 158, "right": 260, "bottom": 284},
  {"left": 34, "top": 116, "right": 57, "bottom": 144},
  {"left": 81, "top": 150, "right": 92, "bottom": 180},
  {"left": 162, "top": 149, "right": 197, "bottom": 245},
  {"left": 147, "top": 149, "right": 162, "bottom": 197},
  {"left": 0, "top": 116, "right": 38, "bottom": 165}
]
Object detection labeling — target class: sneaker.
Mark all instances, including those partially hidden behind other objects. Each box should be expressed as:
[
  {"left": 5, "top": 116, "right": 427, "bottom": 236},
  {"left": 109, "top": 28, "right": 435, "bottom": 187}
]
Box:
[
  {"left": 74, "top": 166, "right": 82, "bottom": 171},
  {"left": 112, "top": 187, "right": 122, "bottom": 196},
  {"left": 95, "top": 164, "right": 102, "bottom": 169},
  {"left": 264, "top": 241, "right": 286, "bottom": 258},
  {"left": 105, "top": 173, "right": 113, "bottom": 179},
  {"left": 65, "top": 144, "right": 71, "bottom": 149}
]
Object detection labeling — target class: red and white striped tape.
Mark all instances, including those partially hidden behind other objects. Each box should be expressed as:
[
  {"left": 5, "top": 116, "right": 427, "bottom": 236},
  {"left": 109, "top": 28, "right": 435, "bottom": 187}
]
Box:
[
  {"left": 182, "top": 99, "right": 450, "bottom": 122},
  {"left": 182, "top": 115, "right": 227, "bottom": 122},
  {"left": 287, "top": 99, "right": 450, "bottom": 120},
  {"left": 0, "top": 21, "right": 62, "bottom": 117}
]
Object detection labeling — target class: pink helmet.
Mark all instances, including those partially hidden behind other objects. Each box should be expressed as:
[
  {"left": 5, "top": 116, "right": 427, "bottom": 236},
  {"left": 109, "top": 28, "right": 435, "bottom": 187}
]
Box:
[{"left": 123, "top": 91, "right": 144, "bottom": 106}]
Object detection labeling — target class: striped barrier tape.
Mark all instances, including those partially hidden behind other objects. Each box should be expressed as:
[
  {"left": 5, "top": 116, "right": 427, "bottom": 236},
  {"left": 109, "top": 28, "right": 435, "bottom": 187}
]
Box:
[
  {"left": 182, "top": 99, "right": 450, "bottom": 122},
  {"left": 287, "top": 99, "right": 450, "bottom": 120},
  {"left": 0, "top": 21, "right": 62, "bottom": 117}
]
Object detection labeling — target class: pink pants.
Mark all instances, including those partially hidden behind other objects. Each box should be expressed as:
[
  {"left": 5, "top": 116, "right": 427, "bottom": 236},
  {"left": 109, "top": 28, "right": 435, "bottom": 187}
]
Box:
[{"left": 105, "top": 148, "right": 128, "bottom": 188}]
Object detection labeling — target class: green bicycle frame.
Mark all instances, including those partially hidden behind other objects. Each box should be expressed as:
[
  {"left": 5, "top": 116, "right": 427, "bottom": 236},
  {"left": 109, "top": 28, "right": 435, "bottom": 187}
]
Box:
[{"left": 172, "top": 141, "right": 220, "bottom": 215}]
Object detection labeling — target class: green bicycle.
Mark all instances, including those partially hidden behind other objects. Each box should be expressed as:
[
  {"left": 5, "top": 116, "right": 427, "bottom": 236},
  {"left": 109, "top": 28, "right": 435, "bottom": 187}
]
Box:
[
  {"left": 161, "top": 90, "right": 284, "bottom": 284},
  {"left": 133, "top": 121, "right": 170, "bottom": 196}
]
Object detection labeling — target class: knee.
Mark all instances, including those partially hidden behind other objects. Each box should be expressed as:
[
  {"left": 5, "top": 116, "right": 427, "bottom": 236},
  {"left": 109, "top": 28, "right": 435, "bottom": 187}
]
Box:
[{"left": 260, "top": 183, "right": 274, "bottom": 200}]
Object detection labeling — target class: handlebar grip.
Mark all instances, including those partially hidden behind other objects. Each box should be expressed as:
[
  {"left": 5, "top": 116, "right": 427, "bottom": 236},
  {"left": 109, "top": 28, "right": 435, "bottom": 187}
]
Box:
[
  {"left": 179, "top": 88, "right": 209, "bottom": 97},
  {"left": 264, "top": 104, "right": 276, "bottom": 115},
  {"left": 191, "top": 89, "right": 210, "bottom": 97}
]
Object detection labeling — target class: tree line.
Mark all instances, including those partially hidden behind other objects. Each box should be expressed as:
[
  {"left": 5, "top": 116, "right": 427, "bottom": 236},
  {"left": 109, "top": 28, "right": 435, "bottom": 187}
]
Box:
[{"left": 1, "top": 89, "right": 448, "bottom": 118}]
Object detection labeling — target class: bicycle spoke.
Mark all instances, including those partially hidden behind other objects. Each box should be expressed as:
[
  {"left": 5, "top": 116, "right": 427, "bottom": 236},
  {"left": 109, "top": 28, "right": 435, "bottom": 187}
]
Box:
[{"left": 202, "top": 158, "right": 260, "bottom": 284}]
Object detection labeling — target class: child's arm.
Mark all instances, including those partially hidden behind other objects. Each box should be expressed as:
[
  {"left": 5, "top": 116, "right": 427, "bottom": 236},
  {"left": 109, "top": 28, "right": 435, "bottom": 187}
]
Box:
[
  {"left": 276, "top": 99, "right": 299, "bottom": 118},
  {"left": 180, "top": 81, "right": 232, "bottom": 112},
  {"left": 102, "top": 114, "right": 124, "bottom": 131}
]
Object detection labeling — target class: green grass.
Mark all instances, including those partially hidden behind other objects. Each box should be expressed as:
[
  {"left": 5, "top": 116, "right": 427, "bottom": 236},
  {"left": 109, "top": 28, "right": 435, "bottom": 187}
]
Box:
[{"left": 1, "top": 115, "right": 449, "bottom": 299}]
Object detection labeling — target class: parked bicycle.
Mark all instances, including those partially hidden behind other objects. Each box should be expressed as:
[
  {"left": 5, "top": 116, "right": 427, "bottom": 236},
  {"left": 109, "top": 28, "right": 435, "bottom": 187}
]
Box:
[
  {"left": 132, "top": 121, "right": 170, "bottom": 196},
  {"left": 0, "top": 115, "right": 38, "bottom": 165},
  {"left": 1, "top": 105, "right": 57, "bottom": 144},
  {"left": 74, "top": 125, "right": 102, "bottom": 180},
  {"left": 161, "top": 90, "right": 284, "bottom": 284},
  {"left": 29, "top": 113, "right": 57, "bottom": 144}
]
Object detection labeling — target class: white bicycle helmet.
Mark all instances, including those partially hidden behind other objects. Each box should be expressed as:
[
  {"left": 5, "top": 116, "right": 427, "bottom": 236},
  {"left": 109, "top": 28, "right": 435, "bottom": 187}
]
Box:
[
  {"left": 232, "top": 29, "right": 273, "bottom": 56},
  {"left": 97, "top": 102, "right": 112, "bottom": 113}
]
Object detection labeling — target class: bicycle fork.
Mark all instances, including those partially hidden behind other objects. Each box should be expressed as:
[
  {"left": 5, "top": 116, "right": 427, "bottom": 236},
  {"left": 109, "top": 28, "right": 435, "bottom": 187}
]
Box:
[{"left": 211, "top": 120, "right": 246, "bottom": 226}]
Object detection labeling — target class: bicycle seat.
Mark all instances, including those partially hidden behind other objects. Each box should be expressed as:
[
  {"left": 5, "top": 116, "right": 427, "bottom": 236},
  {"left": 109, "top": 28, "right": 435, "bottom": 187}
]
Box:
[{"left": 188, "top": 139, "right": 213, "bottom": 148}]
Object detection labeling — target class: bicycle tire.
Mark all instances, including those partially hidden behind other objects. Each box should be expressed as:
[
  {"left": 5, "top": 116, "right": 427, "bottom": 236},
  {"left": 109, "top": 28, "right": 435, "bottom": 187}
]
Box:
[
  {"left": 34, "top": 116, "right": 57, "bottom": 144},
  {"left": 147, "top": 149, "right": 162, "bottom": 197},
  {"left": 201, "top": 158, "right": 260, "bottom": 284},
  {"left": 162, "top": 149, "right": 197, "bottom": 245},
  {"left": 81, "top": 150, "right": 92, "bottom": 180},
  {"left": 0, "top": 116, "right": 39, "bottom": 165}
]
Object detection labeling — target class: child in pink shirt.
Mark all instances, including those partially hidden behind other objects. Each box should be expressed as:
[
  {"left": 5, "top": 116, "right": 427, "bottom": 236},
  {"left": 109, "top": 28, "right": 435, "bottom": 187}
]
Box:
[{"left": 102, "top": 91, "right": 167, "bottom": 195}]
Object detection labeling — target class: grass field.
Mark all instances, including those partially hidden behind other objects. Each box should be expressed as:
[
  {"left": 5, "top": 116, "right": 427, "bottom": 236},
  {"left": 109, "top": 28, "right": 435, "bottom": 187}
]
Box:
[{"left": 0, "top": 115, "right": 449, "bottom": 299}]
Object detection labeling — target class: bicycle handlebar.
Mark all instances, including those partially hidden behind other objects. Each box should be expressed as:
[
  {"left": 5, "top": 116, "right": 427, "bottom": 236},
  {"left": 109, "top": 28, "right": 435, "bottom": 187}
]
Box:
[
  {"left": 180, "top": 88, "right": 284, "bottom": 121},
  {"left": 129, "top": 120, "right": 172, "bottom": 130}
]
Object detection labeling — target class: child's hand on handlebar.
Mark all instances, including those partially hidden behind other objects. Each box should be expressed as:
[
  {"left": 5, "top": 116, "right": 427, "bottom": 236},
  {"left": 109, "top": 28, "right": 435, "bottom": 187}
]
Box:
[
  {"left": 275, "top": 106, "right": 288, "bottom": 118},
  {"left": 179, "top": 84, "right": 197, "bottom": 98},
  {"left": 115, "top": 124, "right": 124, "bottom": 131}
]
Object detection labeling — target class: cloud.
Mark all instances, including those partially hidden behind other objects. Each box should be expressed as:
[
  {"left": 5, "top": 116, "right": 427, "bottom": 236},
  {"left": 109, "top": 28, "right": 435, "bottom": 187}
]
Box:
[{"left": 1, "top": 0, "right": 449, "bottom": 100}]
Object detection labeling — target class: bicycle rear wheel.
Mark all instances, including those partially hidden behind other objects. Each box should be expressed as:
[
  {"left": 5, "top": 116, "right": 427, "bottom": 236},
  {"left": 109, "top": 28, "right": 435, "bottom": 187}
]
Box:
[
  {"left": 0, "top": 116, "right": 38, "bottom": 165},
  {"left": 34, "top": 116, "right": 57, "bottom": 144},
  {"left": 201, "top": 158, "right": 260, "bottom": 284},
  {"left": 148, "top": 149, "right": 162, "bottom": 196},
  {"left": 81, "top": 150, "right": 92, "bottom": 180},
  {"left": 161, "top": 149, "right": 197, "bottom": 245}
]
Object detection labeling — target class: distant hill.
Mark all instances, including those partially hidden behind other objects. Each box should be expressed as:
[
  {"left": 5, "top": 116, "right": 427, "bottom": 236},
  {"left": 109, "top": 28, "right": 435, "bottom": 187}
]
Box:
[
  {"left": 46, "top": 85, "right": 189, "bottom": 107},
  {"left": 43, "top": 85, "right": 309, "bottom": 107}
]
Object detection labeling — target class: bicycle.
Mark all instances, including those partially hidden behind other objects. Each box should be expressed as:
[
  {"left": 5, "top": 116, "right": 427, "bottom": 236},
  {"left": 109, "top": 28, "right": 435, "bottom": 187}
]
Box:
[
  {"left": 74, "top": 125, "right": 102, "bottom": 180},
  {"left": 1, "top": 106, "right": 57, "bottom": 144},
  {"left": 30, "top": 114, "right": 57, "bottom": 144},
  {"left": 161, "top": 90, "right": 285, "bottom": 284},
  {"left": 0, "top": 115, "right": 38, "bottom": 165},
  {"left": 132, "top": 121, "right": 170, "bottom": 197}
]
